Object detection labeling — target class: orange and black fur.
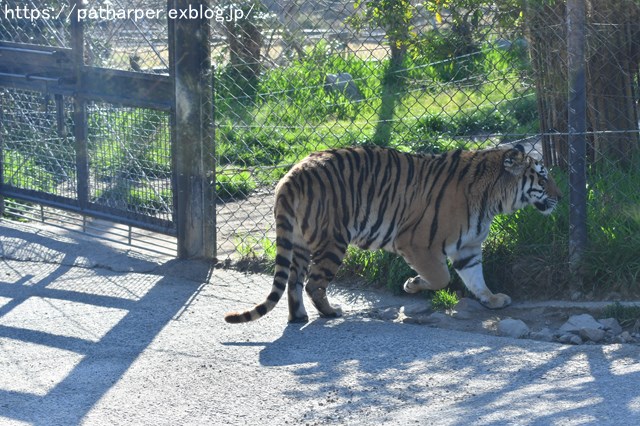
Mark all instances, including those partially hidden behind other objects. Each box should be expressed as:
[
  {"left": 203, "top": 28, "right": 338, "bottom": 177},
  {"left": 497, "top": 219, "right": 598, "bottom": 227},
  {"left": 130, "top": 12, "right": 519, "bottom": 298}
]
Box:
[{"left": 225, "top": 145, "right": 561, "bottom": 323}]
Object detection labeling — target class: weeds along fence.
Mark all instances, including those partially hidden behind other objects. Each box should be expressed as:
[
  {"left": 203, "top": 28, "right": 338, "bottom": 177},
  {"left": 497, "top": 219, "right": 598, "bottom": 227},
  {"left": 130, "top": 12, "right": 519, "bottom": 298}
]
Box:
[
  {"left": 1, "top": 1, "right": 638, "bottom": 299},
  {"left": 213, "top": 0, "right": 640, "bottom": 300}
]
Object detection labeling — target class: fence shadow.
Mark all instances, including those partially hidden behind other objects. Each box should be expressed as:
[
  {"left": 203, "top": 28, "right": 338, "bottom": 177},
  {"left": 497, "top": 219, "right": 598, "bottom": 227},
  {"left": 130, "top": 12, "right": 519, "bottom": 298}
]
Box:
[
  {"left": 257, "top": 317, "right": 640, "bottom": 423},
  {"left": 0, "top": 223, "right": 210, "bottom": 425}
]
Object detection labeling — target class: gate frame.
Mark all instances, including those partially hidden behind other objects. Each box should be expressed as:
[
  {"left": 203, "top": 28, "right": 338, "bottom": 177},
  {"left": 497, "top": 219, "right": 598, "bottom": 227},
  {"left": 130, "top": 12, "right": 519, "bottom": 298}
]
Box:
[{"left": 0, "top": 0, "right": 216, "bottom": 259}]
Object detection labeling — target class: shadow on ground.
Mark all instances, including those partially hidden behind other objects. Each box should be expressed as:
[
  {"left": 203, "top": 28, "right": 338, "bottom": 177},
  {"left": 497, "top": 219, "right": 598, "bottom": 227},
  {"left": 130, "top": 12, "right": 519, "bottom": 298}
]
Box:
[
  {"left": 254, "top": 316, "right": 640, "bottom": 424},
  {"left": 0, "top": 225, "right": 211, "bottom": 425}
]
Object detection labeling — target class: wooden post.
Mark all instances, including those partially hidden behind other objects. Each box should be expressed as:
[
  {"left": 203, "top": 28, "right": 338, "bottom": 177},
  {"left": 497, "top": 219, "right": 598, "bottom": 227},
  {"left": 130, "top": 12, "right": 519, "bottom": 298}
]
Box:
[
  {"left": 567, "top": 0, "right": 588, "bottom": 273},
  {"left": 169, "top": 0, "right": 216, "bottom": 259},
  {"left": 71, "top": 0, "right": 90, "bottom": 212}
]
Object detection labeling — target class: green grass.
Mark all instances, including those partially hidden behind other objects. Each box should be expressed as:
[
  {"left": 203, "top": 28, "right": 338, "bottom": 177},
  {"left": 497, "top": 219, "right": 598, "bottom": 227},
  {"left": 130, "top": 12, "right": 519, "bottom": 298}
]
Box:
[
  {"left": 431, "top": 289, "right": 460, "bottom": 311},
  {"left": 89, "top": 108, "right": 171, "bottom": 180},
  {"left": 484, "top": 164, "right": 640, "bottom": 299},
  {"left": 2, "top": 150, "right": 57, "bottom": 193},
  {"left": 603, "top": 302, "right": 640, "bottom": 327},
  {"left": 216, "top": 170, "right": 256, "bottom": 201},
  {"left": 215, "top": 39, "right": 538, "bottom": 189},
  {"left": 235, "top": 235, "right": 277, "bottom": 274},
  {"left": 94, "top": 183, "right": 172, "bottom": 215},
  {"left": 338, "top": 247, "right": 416, "bottom": 293}
]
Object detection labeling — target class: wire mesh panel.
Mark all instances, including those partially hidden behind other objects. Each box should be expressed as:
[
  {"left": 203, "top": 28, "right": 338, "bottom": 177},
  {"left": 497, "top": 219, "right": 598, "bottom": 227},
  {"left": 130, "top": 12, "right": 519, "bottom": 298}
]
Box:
[
  {"left": 1, "top": 1, "right": 177, "bottom": 240},
  {"left": 0, "top": 88, "right": 77, "bottom": 200},
  {"left": 83, "top": 0, "right": 169, "bottom": 72},
  {"left": 0, "top": 0, "right": 72, "bottom": 46},
  {"left": 87, "top": 103, "right": 173, "bottom": 224}
]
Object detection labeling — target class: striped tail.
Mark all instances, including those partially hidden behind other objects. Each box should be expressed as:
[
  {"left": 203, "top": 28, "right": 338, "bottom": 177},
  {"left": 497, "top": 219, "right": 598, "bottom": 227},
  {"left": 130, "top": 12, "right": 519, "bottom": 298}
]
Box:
[{"left": 224, "top": 231, "right": 293, "bottom": 323}]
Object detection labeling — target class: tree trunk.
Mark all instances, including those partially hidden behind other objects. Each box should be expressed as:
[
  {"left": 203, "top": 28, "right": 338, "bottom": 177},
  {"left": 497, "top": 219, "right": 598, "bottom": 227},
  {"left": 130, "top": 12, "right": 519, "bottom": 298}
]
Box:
[{"left": 527, "top": 0, "right": 640, "bottom": 169}]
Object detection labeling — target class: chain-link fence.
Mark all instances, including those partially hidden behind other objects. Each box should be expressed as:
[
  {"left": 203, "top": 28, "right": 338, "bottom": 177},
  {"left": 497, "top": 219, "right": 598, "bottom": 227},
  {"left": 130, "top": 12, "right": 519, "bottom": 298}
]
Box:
[
  {"left": 214, "top": 0, "right": 539, "bottom": 257},
  {"left": 2, "top": 1, "right": 638, "bottom": 297},
  {"left": 212, "top": 0, "right": 639, "bottom": 298}
]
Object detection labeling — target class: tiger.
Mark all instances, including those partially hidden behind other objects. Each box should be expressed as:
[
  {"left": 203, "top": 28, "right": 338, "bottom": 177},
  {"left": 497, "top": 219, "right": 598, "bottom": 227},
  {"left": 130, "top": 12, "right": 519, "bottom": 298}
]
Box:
[{"left": 224, "top": 144, "right": 561, "bottom": 324}]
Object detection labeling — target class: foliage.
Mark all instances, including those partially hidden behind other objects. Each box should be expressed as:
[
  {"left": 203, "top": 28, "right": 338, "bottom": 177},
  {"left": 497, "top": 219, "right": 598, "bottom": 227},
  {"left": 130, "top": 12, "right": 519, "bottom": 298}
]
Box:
[
  {"left": 580, "top": 165, "right": 640, "bottom": 296},
  {"left": 216, "top": 171, "right": 256, "bottom": 201},
  {"left": 349, "top": 0, "right": 415, "bottom": 64},
  {"left": 89, "top": 108, "right": 171, "bottom": 179},
  {"left": 431, "top": 289, "right": 460, "bottom": 311},
  {"left": 603, "top": 302, "right": 640, "bottom": 327},
  {"left": 2, "top": 150, "right": 57, "bottom": 193},
  {"left": 485, "top": 165, "right": 640, "bottom": 299},
  {"left": 94, "top": 182, "right": 172, "bottom": 215},
  {"left": 235, "top": 235, "right": 277, "bottom": 274},
  {"left": 339, "top": 247, "right": 415, "bottom": 293}
]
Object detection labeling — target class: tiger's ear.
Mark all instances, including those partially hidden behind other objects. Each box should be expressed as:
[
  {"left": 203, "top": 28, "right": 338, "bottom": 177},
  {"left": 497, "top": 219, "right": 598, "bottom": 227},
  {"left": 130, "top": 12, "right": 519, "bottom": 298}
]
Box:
[{"left": 503, "top": 148, "right": 527, "bottom": 175}]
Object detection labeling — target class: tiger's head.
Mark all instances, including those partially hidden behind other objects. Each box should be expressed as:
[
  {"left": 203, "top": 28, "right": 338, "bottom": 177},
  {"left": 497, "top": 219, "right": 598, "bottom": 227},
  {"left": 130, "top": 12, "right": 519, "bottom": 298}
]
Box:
[{"left": 503, "top": 145, "right": 562, "bottom": 216}]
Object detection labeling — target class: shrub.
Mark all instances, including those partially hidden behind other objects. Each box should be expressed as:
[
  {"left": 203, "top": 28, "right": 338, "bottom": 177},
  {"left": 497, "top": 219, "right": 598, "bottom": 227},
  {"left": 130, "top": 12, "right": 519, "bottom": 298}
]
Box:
[{"left": 431, "top": 289, "right": 460, "bottom": 311}]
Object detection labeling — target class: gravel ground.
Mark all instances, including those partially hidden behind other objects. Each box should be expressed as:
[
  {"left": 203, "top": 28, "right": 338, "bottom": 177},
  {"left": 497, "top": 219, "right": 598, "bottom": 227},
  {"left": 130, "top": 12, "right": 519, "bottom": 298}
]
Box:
[{"left": 1, "top": 219, "right": 640, "bottom": 425}]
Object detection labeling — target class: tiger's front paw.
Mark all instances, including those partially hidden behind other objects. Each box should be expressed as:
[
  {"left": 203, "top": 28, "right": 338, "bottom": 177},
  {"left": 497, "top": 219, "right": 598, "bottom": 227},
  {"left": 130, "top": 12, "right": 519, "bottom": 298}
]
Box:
[{"left": 480, "top": 293, "right": 511, "bottom": 309}]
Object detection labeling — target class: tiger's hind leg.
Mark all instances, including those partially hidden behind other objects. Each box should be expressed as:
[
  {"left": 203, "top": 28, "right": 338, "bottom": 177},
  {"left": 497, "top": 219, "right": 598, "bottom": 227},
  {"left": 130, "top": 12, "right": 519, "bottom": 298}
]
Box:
[
  {"left": 287, "top": 246, "right": 310, "bottom": 322},
  {"left": 305, "top": 244, "right": 346, "bottom": 318}
]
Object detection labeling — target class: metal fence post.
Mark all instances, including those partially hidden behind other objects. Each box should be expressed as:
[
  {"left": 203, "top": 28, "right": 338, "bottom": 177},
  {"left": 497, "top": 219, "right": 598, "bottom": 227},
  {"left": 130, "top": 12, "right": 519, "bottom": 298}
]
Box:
[
  {"left": 170, "top": 0, "right": 216, "bottom": 259},
  {"left": 567, "top": 0, "right": 588, "bottom": 273}
]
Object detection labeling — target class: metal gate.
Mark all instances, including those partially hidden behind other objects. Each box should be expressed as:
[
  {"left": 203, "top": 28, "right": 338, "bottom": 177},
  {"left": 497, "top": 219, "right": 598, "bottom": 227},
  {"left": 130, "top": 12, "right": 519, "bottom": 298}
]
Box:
[{"left": 0, "top": 1, "right": 214, "bottom": 258}]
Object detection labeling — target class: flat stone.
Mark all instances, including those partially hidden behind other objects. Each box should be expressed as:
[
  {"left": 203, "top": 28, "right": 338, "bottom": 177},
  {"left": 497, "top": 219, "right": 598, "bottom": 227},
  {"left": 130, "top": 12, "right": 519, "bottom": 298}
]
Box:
[
  {"left": 451, "top": 298, "right": 484, "bottom": 319},
  {"left": 559, "top": 314, "right": 603, "bottom": 333},
  {"left": 401, "top": 302, "right": 431, "bottom": 317},
  {"left": 557, "top": 333, "right": 583, "bottom": 345},
  {"left": 376, "top": 307, "right": 399, "bottom": 321},
  {"left": 579, "top": 328, "right": 606, "bottom": 343},
  {"left": 598, "top": 318, "right": 623, "bottom": 335},
  {"left": 497, "top": 318, "right": 530, "bottom": 338},
  {"left": 529, "top": 328, "right": 554, "bottom": 342}
]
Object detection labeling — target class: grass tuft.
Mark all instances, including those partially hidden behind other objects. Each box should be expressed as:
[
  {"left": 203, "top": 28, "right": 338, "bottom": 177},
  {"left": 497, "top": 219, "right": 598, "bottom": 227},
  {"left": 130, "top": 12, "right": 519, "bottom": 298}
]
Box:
[
  {"left": 603, "top": 302, "right": 640, "bottom": 327},
  {"left": 431, "top": 289, "right": 460, "bottom": 311}
]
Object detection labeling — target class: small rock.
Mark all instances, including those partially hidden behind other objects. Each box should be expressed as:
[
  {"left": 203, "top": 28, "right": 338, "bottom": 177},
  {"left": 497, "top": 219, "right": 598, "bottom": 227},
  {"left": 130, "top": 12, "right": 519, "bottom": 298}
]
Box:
[
  {"left": 402, "top": 312, "right": 446, "bottom": 325},
  {"left": 497, "top": 318, "right": 530, "bottom": 338},
  {"left": 557, "top": 333, "right": 583, "bottom": 345},
  {"left": 324, "top": 73, "right": 364, "bottom": 101},
  {"left": 613, "top": 336, "right": 624, "bottom": 344},
  {"left": 559, "top": 314, "right": 603, "bottom": 333},
  {"left": 376, "top": 307, "right": 399, "bottom": 321},
  {"left": 633, "top": 320, "right": 640, "bottom": 334},
  {"left": 598, "top": 318, "right": 623, "bottom": 335},
  {"left": 579, "top": 328, "right": 606, "bottom": 343},
  {"left": 401, "top": 302, "right": 431, "bottom": 317},
  {"left": 530, "top": 328, "right": 554, "bottom": 342},
  {"left": 451, "top": 298, "right": 484, "bottom": 319},
  {"left": 620, "top": 331, "right": 632, "bottom": 343}
]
